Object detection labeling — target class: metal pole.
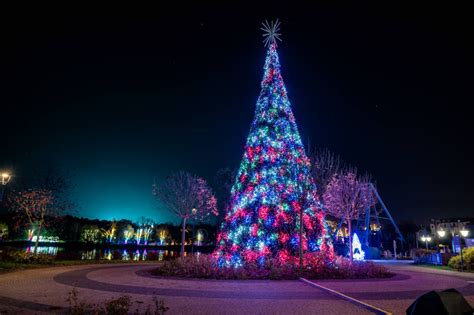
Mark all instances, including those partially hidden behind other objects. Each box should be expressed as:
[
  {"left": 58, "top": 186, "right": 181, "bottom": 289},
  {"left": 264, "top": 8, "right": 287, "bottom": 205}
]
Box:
[
  {"left": 192, "top": 220, "right": 195, "bottom": 255},
  {"left": 425, "top": 240, "right": 428, "bottom": 250},
  {"left": 370, "top": 184, "right": 405, "bottom": 242},
  {"left": 460, "top": 237, "right": 464, "bottom": 272}
]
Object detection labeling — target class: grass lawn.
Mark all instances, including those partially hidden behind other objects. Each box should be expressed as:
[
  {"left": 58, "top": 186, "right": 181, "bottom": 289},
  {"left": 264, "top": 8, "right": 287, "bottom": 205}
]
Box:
[
  {"left": 0, "top": 259, "right": 159, "bottom": 274},
  {"left": 415, "top": 264, "right": 473, "bottom": 273}
]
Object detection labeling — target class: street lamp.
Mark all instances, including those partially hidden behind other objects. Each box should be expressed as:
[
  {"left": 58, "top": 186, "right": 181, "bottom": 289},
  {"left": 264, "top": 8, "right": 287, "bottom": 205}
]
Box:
[
  {"left": 0, "top": 172, "right": 11, "bottom": 201},
  {"left": 191, "top": 208, "right": 197, "bottom": 255},
  {"left": 437, "top": 230, "right": 446, "bottom": 238},
  {"left": 421, "top": 235, "right": 431, "bottom": 250},
  {"left": 459, "top": 229, "right": 469, "bottom": 272},
  {"left": 1, "top": 173, "right": 10, "bottom": 185}
]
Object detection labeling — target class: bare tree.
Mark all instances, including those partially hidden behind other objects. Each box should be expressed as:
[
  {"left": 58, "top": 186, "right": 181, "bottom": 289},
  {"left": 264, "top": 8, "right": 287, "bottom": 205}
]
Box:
[
  {"left": 153, "top": 171, "right": 218, "bottom": 257},
  {"left": 323, "top": 170, "right": 376, "bottom": 260},
  {"left": 310, "top": 148, "right": 344, "bottom": 199},
  {"left": 10, "top": 189, "right": 55, "bottom": 254}
]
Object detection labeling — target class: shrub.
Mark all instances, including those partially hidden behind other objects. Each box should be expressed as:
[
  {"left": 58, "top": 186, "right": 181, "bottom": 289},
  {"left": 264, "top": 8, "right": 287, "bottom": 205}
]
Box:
[
  {"left": 151, "top": 254, "right": 392, "bottom": 280},
  {"left": 67, "top": 288, "right": 168, "bottom": 315},
  {"left": 448, "top": 247, "right": 474, "bottom": 271},
  {"left": 3, "top": 251, "right": 54, "bottom": 264}
]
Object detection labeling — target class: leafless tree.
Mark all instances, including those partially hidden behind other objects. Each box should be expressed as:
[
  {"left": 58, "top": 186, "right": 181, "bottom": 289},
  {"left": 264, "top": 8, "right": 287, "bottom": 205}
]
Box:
[
  {"left": 10, "top": 189, "right": 55, "bottom": 254},
  {"left": 323, "top": 169, "right": 376, "bottom": 260},
  {"left": 153, "top": 171, "right": 218, "bottom": 257},
  {"left": 310, "top": 148, "right": 344, "bottom": 199}
]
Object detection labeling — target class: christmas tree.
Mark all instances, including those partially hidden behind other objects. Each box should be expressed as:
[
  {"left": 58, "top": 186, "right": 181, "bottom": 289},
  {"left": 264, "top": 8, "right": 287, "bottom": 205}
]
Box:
[{"left": 215, "top": 21, "right": 331, "bottom": 267}]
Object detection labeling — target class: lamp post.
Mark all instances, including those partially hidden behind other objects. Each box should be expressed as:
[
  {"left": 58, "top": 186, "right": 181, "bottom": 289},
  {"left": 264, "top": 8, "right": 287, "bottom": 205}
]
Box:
[
  {"left": 191, "top": 208, "right": 197, "bottom": 255},
  {"left": 421, "top": 235, "right": 431, "bottom": 250},
  {"left": 459, "top": 229, "right": 469, "bottom": 272},
  {"left": 0, "top": 172, "right": 11, "bottom": 201},
  {"left": 437, "top": 229, "right": 446, "bottom": 251}
]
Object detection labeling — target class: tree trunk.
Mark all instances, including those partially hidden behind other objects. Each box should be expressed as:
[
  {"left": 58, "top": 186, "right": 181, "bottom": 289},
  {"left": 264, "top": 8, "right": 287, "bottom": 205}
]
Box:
[
  {"left": 181, "top": 217, "right": 187, "bottom": 258},
  {"left": 348, "top": 219, "right": 353, "bottom": 261},
  {"left": 34, "top": 222, "right": 43, "bottom": 255}
]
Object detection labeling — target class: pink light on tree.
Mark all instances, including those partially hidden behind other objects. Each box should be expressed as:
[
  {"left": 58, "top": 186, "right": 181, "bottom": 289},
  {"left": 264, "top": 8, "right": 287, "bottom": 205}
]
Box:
[
  {"left": 153, "top": 171, "right": 218, "bottom": 257},
  {"left": 10, "top": 189, "right": 55, "bottom": 254},
  {"left": 323, "top": 171, "right": 375, "bottom": 261}
]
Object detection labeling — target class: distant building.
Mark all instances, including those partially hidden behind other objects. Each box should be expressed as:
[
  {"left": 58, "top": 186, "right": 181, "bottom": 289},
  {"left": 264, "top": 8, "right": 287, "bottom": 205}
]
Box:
[
  {"left": 416, "top": 218, "right": 473, "bottom": 252},
  {"left": 429, "top": 218, "right": 470, "bottom": 236}
]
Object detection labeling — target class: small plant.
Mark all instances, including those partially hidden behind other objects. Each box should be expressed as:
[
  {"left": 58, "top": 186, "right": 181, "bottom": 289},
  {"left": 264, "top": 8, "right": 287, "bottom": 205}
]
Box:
[
  {"left": 3, "top": 250, "right": 54, "bottom": 264},
  {"left": 105, "top": 295, "right": 131, "bottom": 315},
  {"left": 142, "top": 297, "right": 169, "bottom": 315},
  {"left": 67, "top": 288, "right": 93, "bottom": 315},
  {"left": 66, "top": 288, "right": 168, "bottom": 315}
]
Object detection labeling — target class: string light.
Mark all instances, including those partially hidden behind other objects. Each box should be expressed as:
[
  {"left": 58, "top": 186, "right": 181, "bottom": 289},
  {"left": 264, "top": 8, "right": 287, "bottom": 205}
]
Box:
[{"left": 215, "top": 36, "right": 332, "bottom": 267}]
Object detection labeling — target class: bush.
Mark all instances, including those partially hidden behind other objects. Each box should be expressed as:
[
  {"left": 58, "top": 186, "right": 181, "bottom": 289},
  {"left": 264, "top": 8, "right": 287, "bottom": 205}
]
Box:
[
  {"left": 448, "top": 247, "right": 474, "bottom": 271},
  {"left": 151, "top": 253, "right": 392, "bottom": 280},
  {"left": 67, "top": 288, "right": 168, "bottom": 315},
  {"left": 363, "top": 247, "right": 381, "bottom": 260},
  {"left": 3, "top": 250, "right": 54, "bottom": 265}
]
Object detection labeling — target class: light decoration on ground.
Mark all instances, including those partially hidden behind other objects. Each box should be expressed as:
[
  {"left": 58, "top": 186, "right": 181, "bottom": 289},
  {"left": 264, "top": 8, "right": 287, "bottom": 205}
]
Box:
[
  {"left": 123, "top": 226, "right": 134, "bottom": 244},
  {"left": 135, "top": 228, "right": 144, "bottom": 245},
  {"left": 27, "top": 229, "right": 35, "bottom": 241},
  {"left": 214, "top": 21, "right": 333, "bottom": 267},
  {"left": 158, "top": 229, "right": 168, "bottom": 245},
  {"left": 352, "top": 233, "right": 365, "bottom": 261},
  {"left": 143, "top": 225, "right": 153, "bottom": 245},
  {"left": 101, "top": 222, "right": 116, "bottom": 243}
]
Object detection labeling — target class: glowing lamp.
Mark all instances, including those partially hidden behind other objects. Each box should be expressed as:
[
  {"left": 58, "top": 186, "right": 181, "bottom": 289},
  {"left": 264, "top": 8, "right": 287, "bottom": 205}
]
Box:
[
  {"left": 437, "top": 230, "right": 446, "bottom": 238},
  {"left": 1, "top": 173, "right": 10, "bottom": 185},
  {"left": 460, "top": 229, "right": 469, "bottom": 238}
]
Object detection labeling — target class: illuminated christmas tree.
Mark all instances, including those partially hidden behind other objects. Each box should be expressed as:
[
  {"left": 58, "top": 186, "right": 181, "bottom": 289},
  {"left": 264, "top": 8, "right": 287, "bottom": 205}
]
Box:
[{"left": 215, "top": 21, "right": 331, "bottom": 266}]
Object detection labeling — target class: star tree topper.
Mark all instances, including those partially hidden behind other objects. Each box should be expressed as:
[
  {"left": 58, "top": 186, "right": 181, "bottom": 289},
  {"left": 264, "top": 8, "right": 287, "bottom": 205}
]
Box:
[{"left": 261, "top": 19, "right": 282, "bottom": 47}]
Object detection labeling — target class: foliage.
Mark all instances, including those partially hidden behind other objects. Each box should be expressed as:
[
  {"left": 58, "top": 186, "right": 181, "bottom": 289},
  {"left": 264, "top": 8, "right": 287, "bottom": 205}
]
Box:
[
  {"left": 1, "top": 250, "right": 54, "bottom": 264},
  {"left": 152, "top": 254, "right": 391, "bottom": 280},
  {"left": 215, "top": 42, "right": 331, "bottom": 267},
  {"left": 0, "top": 222, "right": 8, "bottom": 240},
  {"left": 448, "top": 247, "right": 474, "bottom": 271},
  {"left": 80, "top": 224, "right": 101, "bottom": 243},
  {"left": 67, "top": 287, "right": 168, "bottom": 315}
]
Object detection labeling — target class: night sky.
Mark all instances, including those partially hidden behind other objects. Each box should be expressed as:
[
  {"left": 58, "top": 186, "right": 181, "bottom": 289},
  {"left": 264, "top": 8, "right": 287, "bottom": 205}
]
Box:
[{"left": 2, "top": 4, "right": 473, "bottom": 223}]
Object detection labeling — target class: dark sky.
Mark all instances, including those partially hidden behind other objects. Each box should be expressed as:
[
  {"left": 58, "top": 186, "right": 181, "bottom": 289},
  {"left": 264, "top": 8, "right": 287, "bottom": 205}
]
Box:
[{"left": 2, "top": 4, "right": 473, "bottom": 223}]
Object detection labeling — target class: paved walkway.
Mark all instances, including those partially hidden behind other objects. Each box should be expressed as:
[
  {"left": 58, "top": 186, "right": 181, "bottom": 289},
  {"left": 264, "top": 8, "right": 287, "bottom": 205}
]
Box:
[{"left": 0, "top": 262, "right": 472, "bottom": 314}]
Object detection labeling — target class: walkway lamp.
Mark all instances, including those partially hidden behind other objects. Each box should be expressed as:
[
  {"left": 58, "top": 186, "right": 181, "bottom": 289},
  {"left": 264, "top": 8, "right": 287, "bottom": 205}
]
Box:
[
  {"left": 191, "top": 208, "right": 197, "bottom": 255},
  {"left": 437, "top": 230, "right": 446, "bottom": 238},
  {"left": 459, "top": 229, "right": 469, "bottom": 272},
  {"left": 0, "top": 172, "right": 11, "bottom": 201},
  {"left": 421, "top": 235, "right": 431, "bottom": 250}
]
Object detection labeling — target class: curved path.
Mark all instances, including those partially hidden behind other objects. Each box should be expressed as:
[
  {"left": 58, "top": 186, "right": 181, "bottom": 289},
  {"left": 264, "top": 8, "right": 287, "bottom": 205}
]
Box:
[{"left": 0, "top": 262, "right": 473, "bottom": 314}]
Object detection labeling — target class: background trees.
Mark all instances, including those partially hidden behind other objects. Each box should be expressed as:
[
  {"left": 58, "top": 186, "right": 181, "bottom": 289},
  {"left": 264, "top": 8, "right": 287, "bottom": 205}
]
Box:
[
  {"left": 323, "top": 170, "right": 376, "bottom": 260},
  {"left": 153, "top": 171, "right": 218, "bottom": 256}
]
